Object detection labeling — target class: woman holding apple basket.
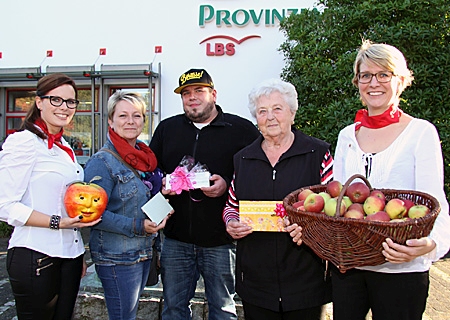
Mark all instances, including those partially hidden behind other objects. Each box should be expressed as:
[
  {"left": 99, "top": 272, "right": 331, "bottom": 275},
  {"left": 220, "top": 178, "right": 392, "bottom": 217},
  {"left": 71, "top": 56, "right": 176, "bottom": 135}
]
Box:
[
  {"left": 83, "top": 90, "right": 169, "bottom": 320},
  {"left": 330, "top": 40, "right": 450, "bottom": 320},
  {"left": 0, "top": 73, "right": 101, "bottom": 319},
  {"left": 223, "top": 78, "right": 334, "bottom": 319}
]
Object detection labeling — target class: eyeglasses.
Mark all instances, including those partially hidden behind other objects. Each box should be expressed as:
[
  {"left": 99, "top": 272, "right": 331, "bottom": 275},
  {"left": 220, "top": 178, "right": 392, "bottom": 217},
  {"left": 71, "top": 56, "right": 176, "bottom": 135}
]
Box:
[
  {"left": 40, "top": 96, "right": 80, "bottom": 109},
  {"left": 357, "top": 71, "right": 395, "bottom": 84}
]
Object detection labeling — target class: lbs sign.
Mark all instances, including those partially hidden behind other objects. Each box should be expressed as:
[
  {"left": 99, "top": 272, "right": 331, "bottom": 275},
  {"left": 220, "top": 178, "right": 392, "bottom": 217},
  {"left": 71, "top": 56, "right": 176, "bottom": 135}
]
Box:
[{"left": 199, "top": 35, "right": 261, "bottom": 56}]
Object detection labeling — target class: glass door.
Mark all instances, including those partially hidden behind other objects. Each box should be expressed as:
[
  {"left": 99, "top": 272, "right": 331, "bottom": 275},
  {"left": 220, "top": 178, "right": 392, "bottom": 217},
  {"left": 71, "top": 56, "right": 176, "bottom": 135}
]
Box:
[
  {"left": 109, "top": 87, "right": 155, "bottom": 145},
  {"left": 63, "top": 89, "right": 99, "bottom": 165}
]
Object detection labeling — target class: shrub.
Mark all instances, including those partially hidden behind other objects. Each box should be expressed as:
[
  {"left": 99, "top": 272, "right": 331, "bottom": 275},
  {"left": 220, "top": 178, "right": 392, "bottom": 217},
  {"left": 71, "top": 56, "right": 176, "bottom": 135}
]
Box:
[
  {"left": 0, "top": 222, "right": 13, "bottom": 238},
  {"left": 279, "top": 0, "right": 450, "bottom": 201}
]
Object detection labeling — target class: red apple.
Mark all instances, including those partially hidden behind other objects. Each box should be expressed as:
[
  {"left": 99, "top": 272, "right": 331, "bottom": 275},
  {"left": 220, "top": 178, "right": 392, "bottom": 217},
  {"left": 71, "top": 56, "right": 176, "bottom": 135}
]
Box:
[
  {"left": 298, "top": 189, "right": 314, "bottom": 201},
  {"left": 347, "top": 203, "right": 365, "bottom": 215},
  {"left": 304, "top": 193, "right": 325, "bottom": 213},
  {"left": 346, "top": 182, "right": 370, "bottom": 203},
  {"left": 370, "top": 190, "right": 386, "bottom": 204},
  {"left": 408, "top": 205, "right": 430, "bottom": 219},
  {"left": 363, "top": 196, "right": 385, "bottom": 215},
  {"left": 401, "top": 199, "right": 415, "bottom": 217},
  {"left": 326, "top": 180, "right": 343, "bottom": 198},
  {"left": 324, "top": 198, "right": 346, "bottom": 217},
  {"left": 385, "top": 198, "right": 407, "bottom": 219},
  {"left": 365, "top": 210, "right": 391, "bottom": 222},
  {"left": 344, "top": 209, "right": 365, "bottom": 219},
  {"left": 292, "top": 200, "right": 305, "bottom": 210},
  {"left": 64, "top": 176, "right": 108, "bottom": 222}
]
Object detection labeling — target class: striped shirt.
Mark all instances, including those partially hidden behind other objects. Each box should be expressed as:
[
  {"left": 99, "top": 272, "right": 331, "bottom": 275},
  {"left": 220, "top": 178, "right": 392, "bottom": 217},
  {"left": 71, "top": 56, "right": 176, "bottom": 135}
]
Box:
[{"left": 223, "top": 150, "right": 334, "bottom": 224}]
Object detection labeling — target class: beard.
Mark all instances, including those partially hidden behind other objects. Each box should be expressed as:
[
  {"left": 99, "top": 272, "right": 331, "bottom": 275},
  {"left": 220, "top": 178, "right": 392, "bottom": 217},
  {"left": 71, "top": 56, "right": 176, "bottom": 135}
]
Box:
[{"left": 184, "top": 101, "right": 215, "bottom": 123}]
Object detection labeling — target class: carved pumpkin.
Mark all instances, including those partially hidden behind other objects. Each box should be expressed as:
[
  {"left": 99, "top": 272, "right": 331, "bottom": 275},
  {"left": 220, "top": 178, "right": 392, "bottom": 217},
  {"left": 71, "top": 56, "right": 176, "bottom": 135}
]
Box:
[{"left": 64, "top": 176, "right": 108, "bottom": 222}]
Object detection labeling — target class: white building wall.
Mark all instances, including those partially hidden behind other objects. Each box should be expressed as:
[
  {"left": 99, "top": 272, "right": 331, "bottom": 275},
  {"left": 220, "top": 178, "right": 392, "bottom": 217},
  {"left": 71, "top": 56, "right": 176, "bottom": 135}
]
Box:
[{"left": 0, "top": 0, "right": 316, "bottom": 122}]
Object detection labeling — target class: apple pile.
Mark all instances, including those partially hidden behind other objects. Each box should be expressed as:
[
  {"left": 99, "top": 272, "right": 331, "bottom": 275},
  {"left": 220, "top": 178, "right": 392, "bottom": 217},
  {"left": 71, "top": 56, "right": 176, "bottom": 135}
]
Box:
[{"left": 292, "top": 180, "right": 431, "bottom": 222}]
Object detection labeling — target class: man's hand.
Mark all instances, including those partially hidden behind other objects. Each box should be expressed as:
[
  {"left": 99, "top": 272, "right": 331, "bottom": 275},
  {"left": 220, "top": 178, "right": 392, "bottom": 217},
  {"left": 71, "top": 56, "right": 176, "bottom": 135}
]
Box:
[
  {"left": 161, "top": 176, "right": 178, "bottom": 196},
  {"left": 201, "top": 174, "right": 227, "bottom": 198}
]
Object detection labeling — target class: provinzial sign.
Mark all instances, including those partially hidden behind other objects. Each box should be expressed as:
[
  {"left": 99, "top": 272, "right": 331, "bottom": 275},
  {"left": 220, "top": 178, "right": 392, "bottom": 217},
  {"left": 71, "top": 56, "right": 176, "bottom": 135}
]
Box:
[{"left": 199, "top": 5, "right": 303, "bottom": 27}]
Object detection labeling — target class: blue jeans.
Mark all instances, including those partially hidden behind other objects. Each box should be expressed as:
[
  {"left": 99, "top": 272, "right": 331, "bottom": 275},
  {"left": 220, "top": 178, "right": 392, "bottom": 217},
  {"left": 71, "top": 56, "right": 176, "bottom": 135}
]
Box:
[
  {"left": 161, "top": 237, "right": 237, "bottom": 320},
  {"left": 95, "top": 260, "right": 151, "bottom": 320}
]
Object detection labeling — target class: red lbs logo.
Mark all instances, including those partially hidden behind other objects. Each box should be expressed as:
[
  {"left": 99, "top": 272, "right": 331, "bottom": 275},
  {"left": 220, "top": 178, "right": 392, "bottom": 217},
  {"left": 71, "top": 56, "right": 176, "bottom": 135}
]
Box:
[{"left": 199, "top": 35, "right": 260, "bottom": 56}]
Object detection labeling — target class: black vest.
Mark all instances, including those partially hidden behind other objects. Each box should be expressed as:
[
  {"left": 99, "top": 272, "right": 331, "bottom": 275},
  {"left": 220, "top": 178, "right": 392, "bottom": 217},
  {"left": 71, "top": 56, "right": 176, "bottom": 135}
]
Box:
[{"left": 233, "top": 130, "right": 332, "bottom": 312}]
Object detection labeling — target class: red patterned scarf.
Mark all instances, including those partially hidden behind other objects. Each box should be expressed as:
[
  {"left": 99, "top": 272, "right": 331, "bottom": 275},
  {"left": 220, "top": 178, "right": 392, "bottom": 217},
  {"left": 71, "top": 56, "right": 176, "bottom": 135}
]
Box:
[
  {"left": 108, "top": 127, "right": 157, "bottom": 173},
  {"left": 35, "top": 119, "right": 74, "bottom": 162},
  {"left": 354, "top": 105, "right": 401, "bottom": 130}
]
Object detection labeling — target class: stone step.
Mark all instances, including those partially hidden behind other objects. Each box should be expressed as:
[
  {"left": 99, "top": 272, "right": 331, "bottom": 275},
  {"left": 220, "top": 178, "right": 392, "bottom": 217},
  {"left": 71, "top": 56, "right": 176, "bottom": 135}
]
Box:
[{"left": 74, "top": 264, "right": 245, "bottom": 320}]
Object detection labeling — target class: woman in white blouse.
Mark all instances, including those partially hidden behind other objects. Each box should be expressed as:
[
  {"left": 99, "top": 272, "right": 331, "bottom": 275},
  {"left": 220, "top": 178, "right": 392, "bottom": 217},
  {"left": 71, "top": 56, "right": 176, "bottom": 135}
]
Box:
[
  {"left": 331, "top": 40, "right": 450, "bottom": 320},
  {"left": 0, "top": 73, "right": 99, "bottom": 319}
]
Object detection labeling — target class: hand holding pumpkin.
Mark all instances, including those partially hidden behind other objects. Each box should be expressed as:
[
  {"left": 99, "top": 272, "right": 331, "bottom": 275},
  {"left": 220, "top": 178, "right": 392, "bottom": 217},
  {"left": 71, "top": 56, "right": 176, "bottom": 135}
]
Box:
[
  {"left": 59, "top": 215, "right": 102, "bottom": 229},
  {"left": 64, "top": 176, "right": 108, "bottom": 223}
]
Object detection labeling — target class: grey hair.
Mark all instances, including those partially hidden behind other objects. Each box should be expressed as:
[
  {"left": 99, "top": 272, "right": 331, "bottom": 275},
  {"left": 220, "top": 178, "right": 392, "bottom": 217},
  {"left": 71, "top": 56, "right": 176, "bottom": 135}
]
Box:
[
  {"left": 107, "top": 91, "right": 147, "bottom": 121},
  {"left": 248, "top": 78, "right": 298, "bottom": 118}
]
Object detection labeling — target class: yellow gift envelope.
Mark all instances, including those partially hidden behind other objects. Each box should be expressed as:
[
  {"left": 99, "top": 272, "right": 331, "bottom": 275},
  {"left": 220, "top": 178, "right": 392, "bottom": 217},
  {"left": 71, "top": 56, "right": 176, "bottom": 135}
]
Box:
[{"left": 239, "top": 200, "right": 285, "bottom": 232}]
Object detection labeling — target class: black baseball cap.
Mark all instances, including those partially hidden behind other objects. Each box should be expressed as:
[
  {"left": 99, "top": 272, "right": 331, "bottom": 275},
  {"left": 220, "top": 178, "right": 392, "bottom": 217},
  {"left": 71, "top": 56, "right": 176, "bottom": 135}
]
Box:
[{"left": 174, "top": 68, "right": 214, "bottom": 94}]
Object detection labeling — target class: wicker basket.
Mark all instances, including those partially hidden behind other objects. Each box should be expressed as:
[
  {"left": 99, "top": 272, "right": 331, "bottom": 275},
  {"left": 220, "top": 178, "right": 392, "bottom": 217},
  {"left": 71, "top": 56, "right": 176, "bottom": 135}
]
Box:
[{"left": 283, "top": 174, "right": 440, "bottom": 273}]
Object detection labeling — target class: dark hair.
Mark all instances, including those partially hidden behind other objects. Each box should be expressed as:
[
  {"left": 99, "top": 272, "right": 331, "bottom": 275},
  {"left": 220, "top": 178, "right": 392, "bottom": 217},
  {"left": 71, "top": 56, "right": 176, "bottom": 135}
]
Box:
[{"left": 20, "top": 73, "right": 78, "bottom": 139}]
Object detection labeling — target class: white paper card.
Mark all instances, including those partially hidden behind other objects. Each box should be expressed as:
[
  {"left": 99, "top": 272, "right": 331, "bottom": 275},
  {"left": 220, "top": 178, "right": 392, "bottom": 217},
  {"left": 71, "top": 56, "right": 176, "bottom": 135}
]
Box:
[
  {"left": 141, "top": 192, "right": 173, "bottom": 225},
  {"left": 190, "top": 171, "right": 211, "bottom": 188},
  {"left": 165, "top": 171, "right": 211, "bottom": 190}
]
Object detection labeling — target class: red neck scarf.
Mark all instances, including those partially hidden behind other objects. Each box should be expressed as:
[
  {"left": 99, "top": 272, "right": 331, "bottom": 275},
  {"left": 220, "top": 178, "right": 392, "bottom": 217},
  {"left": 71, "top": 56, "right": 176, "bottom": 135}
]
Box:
[
  {"left": 354, "top": 105, "right": 401, "bottom": 131},
  {"left": 108, "top": 127, "right": 157, "bottom": 173},
  {"left": 35, "top": 119, "right": 74, "bottom": 162}
]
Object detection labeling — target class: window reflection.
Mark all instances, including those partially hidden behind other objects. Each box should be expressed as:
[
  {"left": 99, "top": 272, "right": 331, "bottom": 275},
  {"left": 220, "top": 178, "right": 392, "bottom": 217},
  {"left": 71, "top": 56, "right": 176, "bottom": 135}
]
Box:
[{"left": 5, "top": 88, "right": 98, "bottom": 166}]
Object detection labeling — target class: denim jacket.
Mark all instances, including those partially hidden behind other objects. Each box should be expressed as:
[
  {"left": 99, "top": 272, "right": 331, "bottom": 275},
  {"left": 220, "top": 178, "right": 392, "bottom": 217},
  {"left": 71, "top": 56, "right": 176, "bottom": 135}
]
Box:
[{"left": 84, "top": 140, "right": 157, "bottom": 265}]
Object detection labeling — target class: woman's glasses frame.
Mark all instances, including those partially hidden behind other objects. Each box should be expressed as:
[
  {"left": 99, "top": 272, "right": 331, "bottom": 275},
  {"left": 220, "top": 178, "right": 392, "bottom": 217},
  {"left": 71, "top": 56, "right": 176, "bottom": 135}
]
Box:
[{"left": 39, "top": 95, "right": 80, "bottom": 109}]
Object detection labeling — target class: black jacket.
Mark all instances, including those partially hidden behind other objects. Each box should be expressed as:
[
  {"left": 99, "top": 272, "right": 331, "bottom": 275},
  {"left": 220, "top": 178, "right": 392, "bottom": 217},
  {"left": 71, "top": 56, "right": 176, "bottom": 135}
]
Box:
[
  {"left": 233, "top": 130, "right": 332, "bottom": 312},
  {"left": 149, "top": 105, "right": 260, "bottom": 247}
]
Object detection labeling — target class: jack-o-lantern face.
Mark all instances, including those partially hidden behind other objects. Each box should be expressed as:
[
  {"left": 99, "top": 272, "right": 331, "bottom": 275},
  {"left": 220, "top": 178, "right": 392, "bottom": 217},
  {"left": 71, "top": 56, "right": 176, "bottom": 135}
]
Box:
[{"left": 64, "top": 178, "right": 108, "bottom": 222}]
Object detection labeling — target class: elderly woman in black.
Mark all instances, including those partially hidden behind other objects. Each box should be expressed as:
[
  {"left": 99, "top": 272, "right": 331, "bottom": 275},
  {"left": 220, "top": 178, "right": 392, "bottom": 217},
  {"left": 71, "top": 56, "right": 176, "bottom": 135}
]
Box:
[{"left": 223, "top": 78, "right": 333, "bottom": 319}]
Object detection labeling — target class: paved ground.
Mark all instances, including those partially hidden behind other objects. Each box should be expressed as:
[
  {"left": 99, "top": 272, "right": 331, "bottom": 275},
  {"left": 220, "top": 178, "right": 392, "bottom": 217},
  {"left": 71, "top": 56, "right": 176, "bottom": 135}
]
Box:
[{"left": 0, "top": 231, "right": 449, "bottom": 319}]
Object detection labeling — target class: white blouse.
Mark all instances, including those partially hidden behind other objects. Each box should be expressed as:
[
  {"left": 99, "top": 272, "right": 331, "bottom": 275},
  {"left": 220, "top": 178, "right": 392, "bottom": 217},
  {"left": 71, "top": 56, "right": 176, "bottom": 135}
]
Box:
[
  {"left": 0, "top": 130, "right": 85, "bottom": 258},
  {"left": 334, "top": 118, "right": 450, "bottom": 273}
]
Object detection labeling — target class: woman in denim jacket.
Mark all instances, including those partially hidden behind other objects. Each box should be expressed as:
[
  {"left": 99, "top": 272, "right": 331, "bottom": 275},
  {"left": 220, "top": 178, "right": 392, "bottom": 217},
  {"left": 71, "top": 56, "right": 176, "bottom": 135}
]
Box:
[{"left": 84, "top": 91, "right": 169, "bottom": 320}]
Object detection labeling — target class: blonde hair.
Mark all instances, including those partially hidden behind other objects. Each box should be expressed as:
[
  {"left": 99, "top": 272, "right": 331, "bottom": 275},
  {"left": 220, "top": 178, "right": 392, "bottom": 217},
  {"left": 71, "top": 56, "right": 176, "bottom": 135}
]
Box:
[{"left": 352, "top": 40, "right": 414, "bottom": 96}]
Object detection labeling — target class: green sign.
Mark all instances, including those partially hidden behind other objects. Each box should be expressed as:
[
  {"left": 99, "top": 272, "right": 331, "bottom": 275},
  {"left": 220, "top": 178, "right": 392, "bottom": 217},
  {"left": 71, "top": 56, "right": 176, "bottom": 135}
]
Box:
[{"left": 199, "top": 5, "right": 301, "bottom": 27}]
